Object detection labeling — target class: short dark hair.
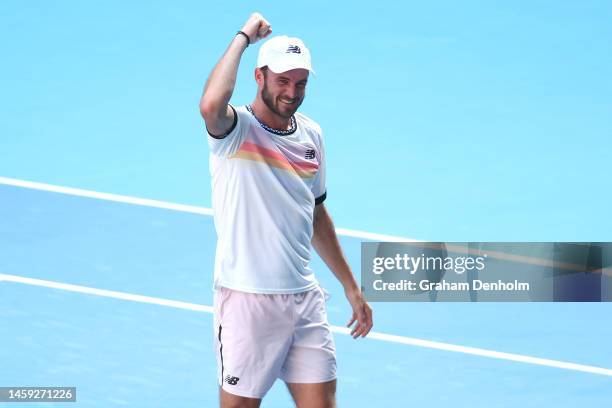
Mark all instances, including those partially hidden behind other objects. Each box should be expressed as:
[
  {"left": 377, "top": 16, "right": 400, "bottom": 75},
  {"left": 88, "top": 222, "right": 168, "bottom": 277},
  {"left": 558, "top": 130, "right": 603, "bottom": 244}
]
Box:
[{"left": 260, "top": 65, "right": 269, "bottom": 78}]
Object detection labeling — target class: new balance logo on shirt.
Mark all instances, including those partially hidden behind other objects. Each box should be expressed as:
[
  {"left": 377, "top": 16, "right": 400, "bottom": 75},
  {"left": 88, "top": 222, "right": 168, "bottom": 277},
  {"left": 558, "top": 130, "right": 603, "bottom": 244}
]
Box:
[
  {"left": 305, "top": 149, "right": 315, "bottom": 159},
  {"left": 225, "top": 375, "right": 240, "bottom": 385},
  {"left": 286, "top": 45, "right": 301, "bottom": 54}
]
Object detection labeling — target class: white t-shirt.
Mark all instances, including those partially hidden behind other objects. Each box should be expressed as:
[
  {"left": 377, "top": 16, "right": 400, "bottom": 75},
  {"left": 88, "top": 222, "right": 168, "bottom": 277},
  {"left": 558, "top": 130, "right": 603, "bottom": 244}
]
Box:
[{"left": 208, "top": 105, "right": 327, "bottom": 294}]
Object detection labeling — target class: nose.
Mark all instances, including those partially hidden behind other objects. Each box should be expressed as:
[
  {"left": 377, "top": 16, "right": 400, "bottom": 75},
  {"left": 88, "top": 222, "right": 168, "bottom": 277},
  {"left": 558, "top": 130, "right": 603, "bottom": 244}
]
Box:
[{"left": 284, "top": 84, "right": 298, "bottom": 100}]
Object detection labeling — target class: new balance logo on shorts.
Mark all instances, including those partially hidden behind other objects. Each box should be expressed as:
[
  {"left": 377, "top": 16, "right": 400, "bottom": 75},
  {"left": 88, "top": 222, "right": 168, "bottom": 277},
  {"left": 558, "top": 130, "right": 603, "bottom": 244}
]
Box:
[
  {"left": 305, "top": 149, "right": 315, "bottom": 159},
  {"left": 224, "top": 375, "right": 240, "bottom": 385},
  {"left": 286, "top": 45, "right": 301, "bottom": 54}
]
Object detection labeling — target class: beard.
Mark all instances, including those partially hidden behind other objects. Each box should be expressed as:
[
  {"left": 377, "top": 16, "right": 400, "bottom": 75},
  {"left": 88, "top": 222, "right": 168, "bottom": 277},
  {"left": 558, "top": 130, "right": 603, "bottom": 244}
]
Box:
[{"left": 261, "top": 79, "right": 303, "bottom": 119}]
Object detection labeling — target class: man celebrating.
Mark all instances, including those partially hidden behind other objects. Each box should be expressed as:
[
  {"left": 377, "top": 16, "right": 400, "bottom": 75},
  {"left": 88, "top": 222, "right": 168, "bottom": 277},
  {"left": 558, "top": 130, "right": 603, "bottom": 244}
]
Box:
[{"left": 199, "top": 12, "right": 373, "bottom": 408}]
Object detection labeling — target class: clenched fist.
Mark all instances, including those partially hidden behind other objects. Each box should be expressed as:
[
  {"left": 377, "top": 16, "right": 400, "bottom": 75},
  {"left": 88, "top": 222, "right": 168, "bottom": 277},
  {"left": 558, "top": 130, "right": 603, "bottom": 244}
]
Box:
[{"left": 240, "top": 12, "right": 272, "bottom": 44}]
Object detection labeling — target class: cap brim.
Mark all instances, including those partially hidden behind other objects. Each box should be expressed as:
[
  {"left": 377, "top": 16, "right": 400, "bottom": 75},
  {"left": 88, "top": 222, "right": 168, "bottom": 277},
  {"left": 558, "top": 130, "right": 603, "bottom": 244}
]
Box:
[{"left": 267, "top": 62, "right": 315, "bottom": 75}]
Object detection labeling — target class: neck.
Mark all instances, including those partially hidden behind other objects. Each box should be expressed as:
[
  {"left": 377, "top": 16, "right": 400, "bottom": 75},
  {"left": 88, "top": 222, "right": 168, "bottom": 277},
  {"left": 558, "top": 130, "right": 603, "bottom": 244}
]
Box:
[{"left": 250, "top": 98, "right": 292, "bottom": 130}]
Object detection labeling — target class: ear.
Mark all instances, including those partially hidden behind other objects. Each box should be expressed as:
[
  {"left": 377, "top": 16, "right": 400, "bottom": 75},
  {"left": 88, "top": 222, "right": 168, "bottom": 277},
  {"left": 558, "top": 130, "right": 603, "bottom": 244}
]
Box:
[{"left": 255, "top": 68, "right": 265, "bottom": 87}]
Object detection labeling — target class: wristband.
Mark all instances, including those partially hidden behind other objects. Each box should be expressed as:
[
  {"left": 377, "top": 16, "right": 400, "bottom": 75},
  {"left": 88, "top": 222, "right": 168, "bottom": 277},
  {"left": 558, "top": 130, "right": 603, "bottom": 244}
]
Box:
[{"left": 236, "top": 30, "right": 250, "bottom": 47}]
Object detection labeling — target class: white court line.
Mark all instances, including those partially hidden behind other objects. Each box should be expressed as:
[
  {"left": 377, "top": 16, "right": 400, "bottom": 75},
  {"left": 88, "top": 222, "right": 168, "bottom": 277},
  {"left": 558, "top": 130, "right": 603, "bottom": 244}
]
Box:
[
  {"left": 0, "top": 176, "right": 417, "bottom": 242},
  {"left": 0, "top": 176, "right": 214, "bottom": 216},
  {"left": 1, "top": 272, "right": 611, "bottom": 377}
]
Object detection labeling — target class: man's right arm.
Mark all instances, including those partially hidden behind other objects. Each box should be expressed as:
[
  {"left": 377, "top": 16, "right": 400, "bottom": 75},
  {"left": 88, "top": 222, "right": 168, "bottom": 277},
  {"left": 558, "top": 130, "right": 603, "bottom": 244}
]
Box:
[{"left": 199, "top": 13, "right": 271, "bottom": 137}]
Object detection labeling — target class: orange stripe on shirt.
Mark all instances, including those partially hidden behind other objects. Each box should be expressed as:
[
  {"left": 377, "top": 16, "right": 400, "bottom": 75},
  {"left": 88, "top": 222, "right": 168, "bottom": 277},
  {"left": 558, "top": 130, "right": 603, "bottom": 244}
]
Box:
[
  {"left": 232, "top": 142, "right": 318, "bottom": 178},
  {"left": 240, "top": 142, "right": 319, "bottom": 171}
]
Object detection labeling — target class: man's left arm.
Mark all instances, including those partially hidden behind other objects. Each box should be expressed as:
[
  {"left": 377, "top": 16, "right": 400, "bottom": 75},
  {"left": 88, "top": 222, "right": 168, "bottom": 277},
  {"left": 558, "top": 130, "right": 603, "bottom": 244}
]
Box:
[{"left": 312, "top": 203, "right": 373, "bottom": 338}]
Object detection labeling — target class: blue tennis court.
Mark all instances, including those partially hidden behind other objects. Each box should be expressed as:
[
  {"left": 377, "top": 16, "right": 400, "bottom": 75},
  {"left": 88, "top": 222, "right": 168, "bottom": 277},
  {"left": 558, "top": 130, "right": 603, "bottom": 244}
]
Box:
[
  {"left": 2, "top": 1, "right": 611, "bottom": 406},
  {"left": 1, "top": 181, "right": 611, "bottom": 407}
]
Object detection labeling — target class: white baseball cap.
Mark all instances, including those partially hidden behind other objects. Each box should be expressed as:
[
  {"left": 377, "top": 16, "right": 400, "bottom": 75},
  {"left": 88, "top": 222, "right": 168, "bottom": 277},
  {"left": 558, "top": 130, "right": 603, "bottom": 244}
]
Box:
[{"left": 257, "top": 35, "right": 315, "bottom": 74}]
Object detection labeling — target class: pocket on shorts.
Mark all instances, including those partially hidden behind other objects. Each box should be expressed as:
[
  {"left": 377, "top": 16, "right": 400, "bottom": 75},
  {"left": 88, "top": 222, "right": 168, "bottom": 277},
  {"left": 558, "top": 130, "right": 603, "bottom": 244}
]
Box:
[
  {"left": 319, "top": 286, "right": 331, "bottom": 301},
  {"left": 214, "top": 287, "right": 233, "bottom": 322}
]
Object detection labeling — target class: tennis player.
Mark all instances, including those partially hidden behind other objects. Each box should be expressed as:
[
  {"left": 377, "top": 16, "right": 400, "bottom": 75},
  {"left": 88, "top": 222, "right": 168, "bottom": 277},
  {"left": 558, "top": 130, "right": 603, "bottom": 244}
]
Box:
[{"left": 199, "top": 12, "right": 373, "bottom": 408}]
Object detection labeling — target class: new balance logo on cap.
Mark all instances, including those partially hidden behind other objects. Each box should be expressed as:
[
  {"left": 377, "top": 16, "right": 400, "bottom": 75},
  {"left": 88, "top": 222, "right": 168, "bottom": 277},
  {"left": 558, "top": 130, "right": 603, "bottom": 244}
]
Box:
[
  {"left": 286, "top": 45, "right": 301, "bottom": 54},
  {"left": 305, "top": 149, "right": 315, "bottom": 159},
  {"left": 224, "top": 375, "right": 240, "bottom": 385}
]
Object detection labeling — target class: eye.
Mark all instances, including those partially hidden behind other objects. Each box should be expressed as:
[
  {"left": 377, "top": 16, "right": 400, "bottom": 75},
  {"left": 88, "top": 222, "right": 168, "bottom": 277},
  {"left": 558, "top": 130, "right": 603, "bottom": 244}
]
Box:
[{"left": 279, "top": 79, "right": 289, "bottom": 85}]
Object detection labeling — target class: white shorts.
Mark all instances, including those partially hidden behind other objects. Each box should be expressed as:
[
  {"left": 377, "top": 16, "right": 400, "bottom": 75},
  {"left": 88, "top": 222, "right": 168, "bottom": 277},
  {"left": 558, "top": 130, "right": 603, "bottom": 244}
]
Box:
[{"left": 213, "top": 286, "right": 337, "bottom": 399}]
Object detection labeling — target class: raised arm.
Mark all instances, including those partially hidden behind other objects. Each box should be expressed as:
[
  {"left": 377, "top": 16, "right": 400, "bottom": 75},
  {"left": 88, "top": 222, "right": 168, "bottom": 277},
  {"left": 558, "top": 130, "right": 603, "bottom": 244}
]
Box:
[{"left": 199, "top": 13, "right": 271, "bottom": 137}]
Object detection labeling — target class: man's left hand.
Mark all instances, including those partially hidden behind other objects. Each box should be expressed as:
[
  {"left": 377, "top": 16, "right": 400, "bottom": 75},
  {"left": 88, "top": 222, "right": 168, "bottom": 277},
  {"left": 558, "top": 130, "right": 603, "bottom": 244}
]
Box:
[{"left": 345, "top": 287, "right": 373, "bottom": 338}]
